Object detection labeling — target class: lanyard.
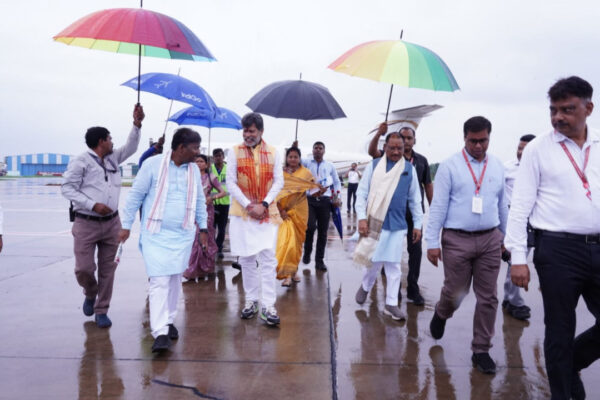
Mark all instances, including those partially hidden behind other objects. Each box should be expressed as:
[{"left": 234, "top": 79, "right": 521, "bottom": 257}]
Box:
[
  {"left": 462, "top": 149, "right": 488, "bottom": 195},
  {"left": 559, "top": 141, "right": 592, "bottom": 200}
]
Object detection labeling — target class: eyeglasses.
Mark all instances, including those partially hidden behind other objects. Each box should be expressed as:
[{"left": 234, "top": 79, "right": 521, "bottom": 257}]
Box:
[{"left": 466, "top": 138, "right": 489, "bottom": 145}]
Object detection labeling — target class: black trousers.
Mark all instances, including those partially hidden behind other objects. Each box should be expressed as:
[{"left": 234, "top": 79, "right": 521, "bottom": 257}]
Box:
[
  {"left": 213, "top": 204, "right": 229, "bottom": 252},
  {"left": 347, "top": 183, "right": 358, "bottom": 212},
  {"left": 534, "top": 232, "right": 600, "bottom": 400},
  {"left": 405, "top": 210, "right": 423, "bottom": 296},
  {"left": 304, "top": 196, "right": 332, "bottom": 263}
]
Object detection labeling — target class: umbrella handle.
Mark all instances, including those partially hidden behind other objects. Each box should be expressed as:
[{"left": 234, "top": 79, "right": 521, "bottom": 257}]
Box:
[{"left": 384, "top": 84, "right": 394, "bottom": 121}]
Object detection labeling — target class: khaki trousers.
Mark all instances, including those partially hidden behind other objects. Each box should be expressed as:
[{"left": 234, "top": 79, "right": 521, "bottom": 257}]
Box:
[
  {"left": 72, "top": 216, "right": 121, "bottom": 314},
  {"left": 436, "top": 228, "right": 503, "bottom": 353}
]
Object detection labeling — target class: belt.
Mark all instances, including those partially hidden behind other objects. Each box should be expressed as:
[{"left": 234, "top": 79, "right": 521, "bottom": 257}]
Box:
[
  {"left": 74, "top": 211, "right": 119, "bottom": 222},
  {"left": 536, "top": 229, "right": 600, "bottom": 245},
  {"left": 444, "top": 227, "right": 496, "bottom": 236},
  {"left": 309, "top": 196, "right": 331, "bottom": 202}
]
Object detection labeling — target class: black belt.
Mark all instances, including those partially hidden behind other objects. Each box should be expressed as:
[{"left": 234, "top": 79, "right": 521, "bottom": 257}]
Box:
[
  {"left": 536, "top": 229, "right": 600, "bottom": 245},
  {"left": 309, "top": 196, "right": 331, "bottom": 202},
  {"left": 74, "top": 211, "right": 119, "bottom": 222},
  {"left": 444, "top": 227, "right": 496, "bottom": 236}
]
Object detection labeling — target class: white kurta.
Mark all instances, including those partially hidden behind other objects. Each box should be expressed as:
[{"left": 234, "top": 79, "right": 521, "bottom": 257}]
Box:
[
  {"left": 121, "top": 156, "right": 208, "bottom": 277},
  {"left": 225, "top": 144, "right": 284, "bottom": 257}
]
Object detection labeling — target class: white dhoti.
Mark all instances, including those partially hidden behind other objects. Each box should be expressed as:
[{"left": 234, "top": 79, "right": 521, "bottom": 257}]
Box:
[
  {"left": 148, "top": 274, "right": 182, "bottom": 338},
  {"left": 230, "top": 216, "right": 279, "bottom": 307}
]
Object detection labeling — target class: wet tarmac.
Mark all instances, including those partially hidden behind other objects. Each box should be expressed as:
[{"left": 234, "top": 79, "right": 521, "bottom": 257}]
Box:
[{"left": 1, "top": 177, "right": 599, "bottom": 399}]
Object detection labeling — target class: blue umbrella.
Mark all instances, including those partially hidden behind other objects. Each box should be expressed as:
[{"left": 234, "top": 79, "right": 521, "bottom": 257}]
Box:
[
  {"left": 246, "top": 77, "right": 346, "bottom": 140},
  {"left": 169, "top": 106, "right": 242, "bottom": 154},
  {"left": 329, "top": 188, "right": 343, "bottom": 241},
  {"left": 169, "top": 106, "right": 242, "bottom": 129},
  {"left": 122, "top": 72, "right": 217, "bottom": 110},
  {"left": 331, "top": 203, "right": 343, "bottom": 241}
]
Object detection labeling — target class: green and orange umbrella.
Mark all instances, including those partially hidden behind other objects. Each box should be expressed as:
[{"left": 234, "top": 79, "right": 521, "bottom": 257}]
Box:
[
  {"left": 54, "top": 7, "right": 216, "bottom": 103},
  {"left": 328, "top": 39, "right": 459, "bottom": 119}
]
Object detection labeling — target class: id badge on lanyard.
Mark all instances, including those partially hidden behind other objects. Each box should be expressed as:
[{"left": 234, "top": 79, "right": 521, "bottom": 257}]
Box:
[{"left": 462, "top": 149, "right": 487, "bottom": 215}]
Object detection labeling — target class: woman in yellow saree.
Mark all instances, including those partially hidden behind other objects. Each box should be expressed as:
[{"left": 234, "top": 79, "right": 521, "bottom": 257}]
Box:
[{"left": 276, "top": 147, "right": 319, "bottom": 286}]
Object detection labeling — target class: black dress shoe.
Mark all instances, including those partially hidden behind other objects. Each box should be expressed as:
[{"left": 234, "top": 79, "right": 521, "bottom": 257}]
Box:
[
  {"left": 572, "top": 370, "right": 586, "bottom": 400},
  {"left": 407, "top": 292, "right": 425, "bottom": 306},
  {"left": 507, "top": 304, "right": 531, "bottom": 320},
  {"left": 231, "top": 262, "right": 241, "bottom": 270},
  {"left": 472, "top": 352, "right": 496, "bottom": 374},
  {"left": 315, "top": 262, "right": 327, "bottom": 271},
  {"left": 168, "top": 324, "right": 179, "bottom": 340},
  {"left": 152, "top": 335, "right": 171, "bottom": 353},
  {"left": 430, "top": 311, "right": 446, "bottom": 340},
  {"left": 302, "top": 254, "right": 311, "bottom": 265}
]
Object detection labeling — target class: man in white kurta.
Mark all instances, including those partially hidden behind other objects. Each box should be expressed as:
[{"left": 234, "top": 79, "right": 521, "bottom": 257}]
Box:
[
  {"left": 119, "top": 128, "right": 208, "bottom": 352},
  {"left": 354, "top": 133, "right": 423, "bottom": 321},
  {"left": 226, "top": 113, "right": 284, "bottom": 326}
]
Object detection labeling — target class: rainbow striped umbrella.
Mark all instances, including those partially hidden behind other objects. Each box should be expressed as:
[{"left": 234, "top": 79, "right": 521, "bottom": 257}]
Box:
[
  {"left": 54, "top": 8, "right": 216, "bottom": 102},
  {"left": 328, "top": 40, "right": 459, "bottom": 118}
]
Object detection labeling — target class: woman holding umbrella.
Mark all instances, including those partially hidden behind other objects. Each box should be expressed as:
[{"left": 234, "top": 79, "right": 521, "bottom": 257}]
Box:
[
  {"left": 275, "top": 147, "right": 319, "bottom": 286},
  {"left": 183, "top": 154, "right": 226, "bottom": 281}
]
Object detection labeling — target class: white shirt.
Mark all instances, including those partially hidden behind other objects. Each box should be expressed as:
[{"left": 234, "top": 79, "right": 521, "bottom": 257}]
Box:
[
  {"left": 348, "top": 170, "right": 360, "bottom": 184},
  {"left": 505, "top": 129, "right": 600, "bottom": 264},
  {"left": 503, "top": 159, "right": 519, "bottom": 205}
]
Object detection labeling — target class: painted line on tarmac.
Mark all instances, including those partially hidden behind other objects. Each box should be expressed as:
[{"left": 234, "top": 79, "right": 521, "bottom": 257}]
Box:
[
  {"left": 5, "top": 230, "right": 71, "bottom": 237},
  {"left": 4, "top": 209, "right": 66, "bottom": 212}
]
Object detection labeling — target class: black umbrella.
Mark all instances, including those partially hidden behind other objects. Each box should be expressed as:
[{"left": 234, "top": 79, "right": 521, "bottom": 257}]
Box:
[{"left": 246, "top": 77, "right": 346, "bottom": 140}]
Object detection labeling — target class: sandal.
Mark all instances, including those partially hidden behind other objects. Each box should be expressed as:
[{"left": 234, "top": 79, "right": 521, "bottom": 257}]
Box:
[
  {"left": 292, "top": 274, "right": 301, "bottom": 283},
  {"left": 282, "top": 278, "right": 292, "bottom": 287}
]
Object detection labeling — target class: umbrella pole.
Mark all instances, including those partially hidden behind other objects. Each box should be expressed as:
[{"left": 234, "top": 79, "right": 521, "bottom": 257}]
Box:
[
  {"left": 384, "top": 84, "right": 394, "bottom": 121},
  {"left": 208, "top": 128, "right": 211, "bottom": 156},
  {"left": 136, "top": 0, "right": 143, "bottom": 104},
  {"left": 137, "top": 44, "right": 142, "bottom": 105},
  {"left": 161, "top": 68, "right": 181, "bottom": 137},
  {"left": 294, "top": 119, "right": 299, "bottom": 141}
]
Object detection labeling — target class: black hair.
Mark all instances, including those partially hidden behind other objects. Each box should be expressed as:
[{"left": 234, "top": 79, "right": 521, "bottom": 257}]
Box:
[
  {"left": 313, "top": 141, "right": 325, "bottom": 148},
  {"left": 399, "top": 126, "right": 416, "bottom": 138},
  {"left": 548, "top": 76, "right": 593, "bottom": 102},
  {"left": 171, "top": 127, "right": 200, "bottom": 151},
  {"left": 285, "top": 147, "right": 302, "bottom": 167},
  {"left": 463, "top": 116, "right": 492, "bottom": 137},
  {"left": 241, "top": 112, "right": 264, "bottom": 131},
  {"left": 520, "top": 134, "right": 536, "bottom": 142},
  {"left": 385, "top": 131, "right": 404, "bottom": 143},
  {"left": 85, "top": 126, "right": 110, "bottom": 149},
  {"left": 196, "top": 154, "right": 209, "bottom": 173},
  {"left": 212, "top": 148, "right": 224, "bottom": 156}
]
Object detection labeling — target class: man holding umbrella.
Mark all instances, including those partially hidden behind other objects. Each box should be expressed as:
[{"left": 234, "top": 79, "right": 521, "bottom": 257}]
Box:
[
  {"left": 62, "top": 104, "right": 145, "bottom": 328},
  {"left": 227, "top": 113, "right": 284, "bottom": 326}
]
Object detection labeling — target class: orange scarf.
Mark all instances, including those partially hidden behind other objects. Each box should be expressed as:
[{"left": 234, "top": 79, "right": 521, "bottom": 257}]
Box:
[
  {"left": 230, "top": 140, "right": 280, "bottom": 224},
  {"left": 235, "top": 140, "right": 274, "bottom": 202}
]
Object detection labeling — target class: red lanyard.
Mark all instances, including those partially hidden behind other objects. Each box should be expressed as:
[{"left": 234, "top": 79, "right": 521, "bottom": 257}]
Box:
[
  {"left": 559, "top": 141, "right": 592, "bottom": 201},
  {"left": 462, "top": 149, "right": 488, "bottom": 195}
]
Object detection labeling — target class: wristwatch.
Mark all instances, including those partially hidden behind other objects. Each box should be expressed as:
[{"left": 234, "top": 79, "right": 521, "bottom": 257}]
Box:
[
  {"left": 199, "top": 228, "right": 208, "bottom": 233},
  {"left": 261, "top": 201, "right": 269, "bottom": 208}
]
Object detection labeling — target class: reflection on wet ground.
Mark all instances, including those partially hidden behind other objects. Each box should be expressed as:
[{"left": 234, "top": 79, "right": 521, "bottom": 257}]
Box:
[{"left": 1, "top": 179, "right": 598, "bottom": 399}]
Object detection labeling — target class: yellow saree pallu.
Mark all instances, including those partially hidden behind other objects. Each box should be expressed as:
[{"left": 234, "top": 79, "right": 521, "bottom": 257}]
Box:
[{"left": 276, "top": 167, "right": 319, "bottom": 279}]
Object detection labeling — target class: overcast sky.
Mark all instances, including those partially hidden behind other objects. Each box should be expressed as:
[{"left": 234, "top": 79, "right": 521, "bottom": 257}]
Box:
[{"left": 1, "top": 0, "right": 599, "bottom": 165}]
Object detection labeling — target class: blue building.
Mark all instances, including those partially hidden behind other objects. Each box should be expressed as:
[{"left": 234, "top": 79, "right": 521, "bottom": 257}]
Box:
[{"left": 5, "top": 153, "right": 73, "bottom": 176}]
